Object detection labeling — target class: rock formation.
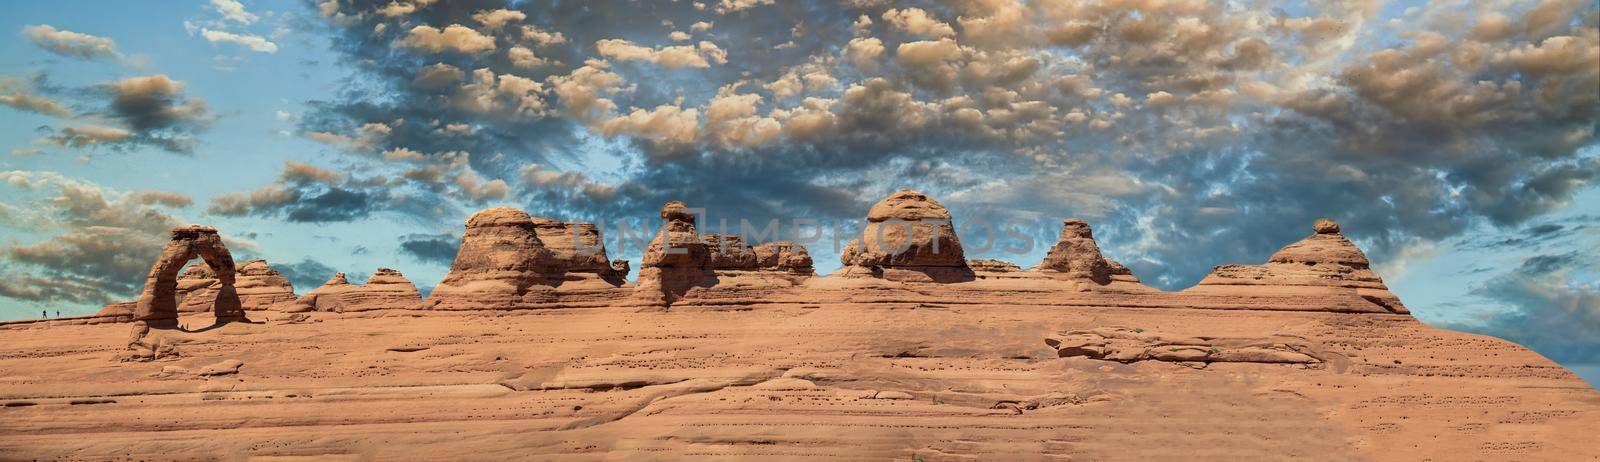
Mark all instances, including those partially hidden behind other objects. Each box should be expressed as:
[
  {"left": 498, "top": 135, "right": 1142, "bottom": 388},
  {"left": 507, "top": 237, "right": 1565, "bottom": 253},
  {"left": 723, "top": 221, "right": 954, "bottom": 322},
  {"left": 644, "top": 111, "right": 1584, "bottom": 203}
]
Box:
[
  {"left": 297, "top": 269, "right": 423, "bottom": 312},
  {"left": 635, "top": 201, "right": 715, "bottom": 304},
  {"left": 1186, "top": 218, "right": 1409, "bottom": 313},
  {"left": 1045, "top": 327, "right": 1322, "bottom": 365},
  {"left": 427, "top": 208, "right": 560, "bottom": 310},
  {"left": 131, "top": 226, "right": 243, "bottom": 321},
  {"left": 530, "top": 217, "right": 629, "bottom": 283},
  {"left": 968, "top": 259, "right": 1022, "bottom": 272},
  {"left": 752, "top": 241, "right": 814, "bottom": 274},
  {"left": 428, "top": 207, "right": 629, "bottom": 310},
  {"left": 166, "top": 260, "right": 299, "bottom": 312},
  {"left": 1037, "top": 218, "right": 1113, "bottom": 283},
  {"left": 8, "top": 213, "right": 1599, "bottom": 461},
  {"left": 99, "top": 258, "right": 301, "bottom": 318},
  {"left": 836, "top": 190, "right": 972, "bottom": 282},
  {"left": 233, "top": 260, "right": 300, "bottom": 309},
  {"left": 704, "top": 233, "right": 759, "bottom": 269}
]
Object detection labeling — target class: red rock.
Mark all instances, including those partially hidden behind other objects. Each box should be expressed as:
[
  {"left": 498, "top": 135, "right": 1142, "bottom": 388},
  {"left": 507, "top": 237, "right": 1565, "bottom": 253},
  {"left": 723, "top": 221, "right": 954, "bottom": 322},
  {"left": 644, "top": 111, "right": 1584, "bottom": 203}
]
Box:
[
  {"left": 704, "top": 233, "right": 759, "bottom": 269},
  {"left": 427, "top": 208, "right": 560, "bottom": 310},
  {"left": 131, "top": 226, "right": 243, "bottom": 321},
  {"left": 752, "top": 241, "right": 814, "bottom": 274},
  {"left": 968, "top": 259, "right": 1022, "bottom": 272},
  {"left": 1037, "top": 218, "right": 1118, "bottom": 283},
  {"left": 1185, "top": 219, "right": 1409, "bottom": 313},
  {"left": 835, "top": 190, "right": 971, "bottom": 282},
  {"left": 635, "top": 201, "right": 715, "bottom": 305},
  {"left": 298, "top": 269, "right": 423, "bottom": 312}
]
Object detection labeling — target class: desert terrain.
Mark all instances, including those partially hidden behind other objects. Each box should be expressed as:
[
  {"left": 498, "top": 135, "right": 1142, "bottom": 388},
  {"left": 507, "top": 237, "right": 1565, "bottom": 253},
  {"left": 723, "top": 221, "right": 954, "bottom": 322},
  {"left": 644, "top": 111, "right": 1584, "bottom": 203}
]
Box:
[{"left": 1, "top": 191, "right": 1595, "bottom": 461}]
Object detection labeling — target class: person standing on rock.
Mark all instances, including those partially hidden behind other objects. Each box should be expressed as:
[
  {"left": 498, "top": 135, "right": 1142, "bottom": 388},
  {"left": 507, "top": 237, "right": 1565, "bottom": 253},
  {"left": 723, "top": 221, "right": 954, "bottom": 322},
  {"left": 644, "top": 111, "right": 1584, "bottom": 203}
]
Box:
[{"left": 41, "top": 310, "right": 47, "bottom": 319}]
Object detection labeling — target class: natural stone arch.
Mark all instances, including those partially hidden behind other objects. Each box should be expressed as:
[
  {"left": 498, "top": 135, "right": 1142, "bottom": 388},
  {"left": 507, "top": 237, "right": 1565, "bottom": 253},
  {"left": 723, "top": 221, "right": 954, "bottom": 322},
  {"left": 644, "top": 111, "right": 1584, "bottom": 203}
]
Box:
[{"left": 133, "top": 226, "right": 244, "bottom": 321}]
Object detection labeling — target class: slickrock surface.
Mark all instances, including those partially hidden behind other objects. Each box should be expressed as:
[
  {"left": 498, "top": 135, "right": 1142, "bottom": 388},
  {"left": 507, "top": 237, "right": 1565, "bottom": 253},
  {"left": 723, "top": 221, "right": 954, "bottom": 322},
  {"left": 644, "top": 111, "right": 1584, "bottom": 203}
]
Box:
[
  {"left": 3, "top": 197, "right": 1595, "bottom": 460},
  {"left": 2, "top": 299, "right": 1595, "bottom": 460},
  {"left": 1185, "top": 219, "right": 1410, "bottom": 314},
  {"left": 297, "top": 270, "right": 424, "bottom": 312},
  {"left": 837, "top": 190, "right": 973, "bottom": 282}
]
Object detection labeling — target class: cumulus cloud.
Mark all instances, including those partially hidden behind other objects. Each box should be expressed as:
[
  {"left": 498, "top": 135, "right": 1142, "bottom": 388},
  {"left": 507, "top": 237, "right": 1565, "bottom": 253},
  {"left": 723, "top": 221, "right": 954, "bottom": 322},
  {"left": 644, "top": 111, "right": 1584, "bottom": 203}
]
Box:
[
  {"left": 284, "top": 0, "right": 1598, "bottom": 302},
  {"left": 1444, "top": 251, "right": 1600, "bottom": 365},
  {"left": 0, "top": 171, "right": 191, "bottom": 307},
  {"left": 0, "top": 76, "right": 74, "bottom": 118},
  {"left": 472, "top": 8, "right": 525, "bottom": 30},
  {"left": 270, "top": 258, "right": 341, "bottom": 290},
  {"left": 595, "top": 39, "right": 727, "bottom": 68},
  {"left": 711, "top": 0, "right": 773, "bottom": 15},
  {"left": 881, "top": 8, "right": 954, "bottom": 39},
  {"left": 21, "top": 25, "right": 119, "bottom": 60},
  {"left": 399, "top": 24, "right": 497, "bottom": 54},
  {"left": 398, "top": 233, "right": 459, "bottom": 264},
  {"left": 201, "top": 28, "right": 279, "bottom": 53},
  {"left": 209, "top": 0, "right": 259, "bottom": 24}
]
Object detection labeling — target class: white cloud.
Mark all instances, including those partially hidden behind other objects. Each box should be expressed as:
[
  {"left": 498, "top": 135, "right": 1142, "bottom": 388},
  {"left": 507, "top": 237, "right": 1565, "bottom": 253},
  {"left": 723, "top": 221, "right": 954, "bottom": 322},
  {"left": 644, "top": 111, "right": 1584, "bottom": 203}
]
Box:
[
  {"left": 399, "top": 24, "right": 497, "bottom": 54},
  {"left": 209, "top": 0, "right": 259, "bottom": 24},
  {"left": 595, "top": 39, "right": 727, "bottom": 68},
  {"left": 21, "top": 25, "right": 119, "bottom": 60},
  {"left": 201, "top": 28, "right": 279, "bottom": 53},
  {"left": 881, "top": 8, "right": 954, "bottom": 39}
]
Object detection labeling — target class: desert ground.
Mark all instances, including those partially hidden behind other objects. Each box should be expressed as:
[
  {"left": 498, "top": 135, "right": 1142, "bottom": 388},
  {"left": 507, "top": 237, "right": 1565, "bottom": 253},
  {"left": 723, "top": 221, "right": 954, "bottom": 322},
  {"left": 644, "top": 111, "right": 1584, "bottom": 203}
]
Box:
[{"left": 2, "top": 194, "right": 1595, "bottom": 460}]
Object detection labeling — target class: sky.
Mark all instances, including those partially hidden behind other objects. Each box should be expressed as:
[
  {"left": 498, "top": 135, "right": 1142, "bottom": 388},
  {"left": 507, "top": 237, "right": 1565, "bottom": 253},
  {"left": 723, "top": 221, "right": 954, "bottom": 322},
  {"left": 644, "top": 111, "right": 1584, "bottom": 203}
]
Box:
[{"left": 0, "top": 0, "right": 1595, "bottom": 385}]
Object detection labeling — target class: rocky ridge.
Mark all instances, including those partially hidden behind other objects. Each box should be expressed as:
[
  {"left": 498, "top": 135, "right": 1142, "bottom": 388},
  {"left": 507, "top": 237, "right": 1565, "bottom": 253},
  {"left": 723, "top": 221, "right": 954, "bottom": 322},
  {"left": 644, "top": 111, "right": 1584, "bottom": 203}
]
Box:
[{"left": 1, "top": 191, "right": 1595, "bottom": 460}]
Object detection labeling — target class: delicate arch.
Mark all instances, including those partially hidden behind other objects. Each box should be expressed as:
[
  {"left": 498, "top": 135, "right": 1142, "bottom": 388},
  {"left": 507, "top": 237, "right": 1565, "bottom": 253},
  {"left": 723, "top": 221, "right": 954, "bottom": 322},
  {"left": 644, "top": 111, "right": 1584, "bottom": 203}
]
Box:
[{"left": 133, "top": 226, "right": 243, "bottom": 321}]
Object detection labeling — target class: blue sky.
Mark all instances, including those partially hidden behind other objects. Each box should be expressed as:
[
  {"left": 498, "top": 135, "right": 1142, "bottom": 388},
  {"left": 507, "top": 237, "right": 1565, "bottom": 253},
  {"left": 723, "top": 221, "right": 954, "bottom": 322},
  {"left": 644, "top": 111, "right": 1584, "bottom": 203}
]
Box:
[{"left": 0, "top": 0, "right": 1595, "bottom": 385}]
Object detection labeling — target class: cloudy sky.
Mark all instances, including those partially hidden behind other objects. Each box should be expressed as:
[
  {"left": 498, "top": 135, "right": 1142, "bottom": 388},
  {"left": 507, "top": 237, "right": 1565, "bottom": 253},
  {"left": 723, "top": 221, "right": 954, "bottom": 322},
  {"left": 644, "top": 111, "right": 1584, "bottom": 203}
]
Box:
[{"left": 0, "top": 0, "right": 1595, "bottom": 383}]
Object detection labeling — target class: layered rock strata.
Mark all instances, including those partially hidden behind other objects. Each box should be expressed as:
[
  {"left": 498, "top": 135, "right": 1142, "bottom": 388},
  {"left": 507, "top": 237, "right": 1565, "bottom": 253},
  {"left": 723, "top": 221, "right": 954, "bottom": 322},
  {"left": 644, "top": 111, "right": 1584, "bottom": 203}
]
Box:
[
  {"left": 1184, "top": 219, "right": 1409, "bottom": 313},
  {"left": 426, "top": 208, "right": 559, "bottom": 309},
  {"left": 530, "top": 217, "right": 629, "bottom": 284},
  {"left": 297, "top": 270, "right": 424, "bottom": 312},
  {"left": 428, "top": 207, "right": 630, "bottom": 310}
]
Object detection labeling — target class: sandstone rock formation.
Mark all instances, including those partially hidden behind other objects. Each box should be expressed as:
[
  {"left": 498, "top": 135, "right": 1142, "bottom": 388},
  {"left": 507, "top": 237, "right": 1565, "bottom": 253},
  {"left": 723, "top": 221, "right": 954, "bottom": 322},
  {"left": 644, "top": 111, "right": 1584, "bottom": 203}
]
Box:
[
  {"left": 1185, "top": 218, "right": 1409, "bottom": 313},
  {"left": 167, "top": 260, "right": 300, "bottom": 312},
  {"left": 530, "top": 217, "right": 629, "bottom": 283},
  {"left": 1046, "top": 327, "right": 1321, "bottom": 365},
  {"left": 704, "top": 233, "right": 760, "bottom": 269},
  {"left": 98, "top": 258, "right": 300, "bottom": 318},
  {"left": 635, "top": 201, "right": 715, "bottom": 304},
  {"left": 752, "top": 241, "right": 814, "bottom": 274},
  {"left": 5, "top": 212, "right": 1598, "bottom": 461},
  {"left": 297, "top": 269, "right": 423, "bottom": 312},
  {"left": 836, "top": 190, "right": 972, "bottom": 282},
  {"left": 132, "top": 226, "right": 243, "bottom": 321},
  {"left": 427, "top": 208, "right": 559, "bottom": 309},
  {"left": 428, "top": 208, "right": 629, "bottom": 310},
  {"left": 1037, "top": 218, "right": 1113, "bottom": 283},
  {"left": 233, "top": 260, "right": 300, "bottom": 309},
  {"left": 968, "top": 259, "right": 1022, "bottom": 272}
]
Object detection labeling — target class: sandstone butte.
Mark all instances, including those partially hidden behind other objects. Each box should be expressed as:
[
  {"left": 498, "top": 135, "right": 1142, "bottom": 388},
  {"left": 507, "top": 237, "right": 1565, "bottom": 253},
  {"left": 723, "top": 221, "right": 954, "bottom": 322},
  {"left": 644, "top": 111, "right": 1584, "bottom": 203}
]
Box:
[{"left": 1, "top": 190, "right": 1595, "bottom": 461}]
